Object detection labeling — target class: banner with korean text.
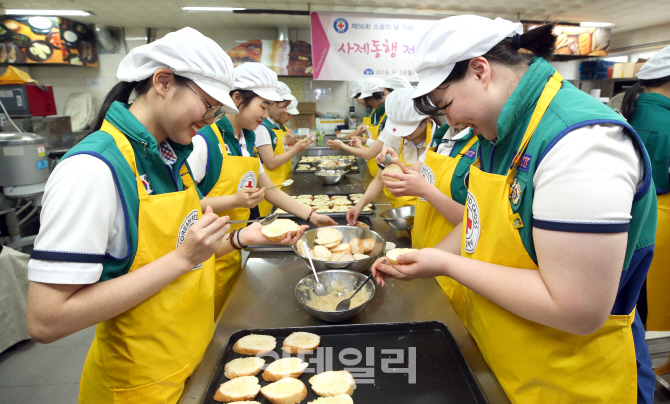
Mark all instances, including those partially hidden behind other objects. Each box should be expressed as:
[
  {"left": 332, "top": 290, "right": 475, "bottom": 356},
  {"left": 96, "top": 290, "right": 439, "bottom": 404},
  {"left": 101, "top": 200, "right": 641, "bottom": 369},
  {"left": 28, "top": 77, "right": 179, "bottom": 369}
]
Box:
[{"left": 310, "top": 12, "right": 439, "bottom": 81}]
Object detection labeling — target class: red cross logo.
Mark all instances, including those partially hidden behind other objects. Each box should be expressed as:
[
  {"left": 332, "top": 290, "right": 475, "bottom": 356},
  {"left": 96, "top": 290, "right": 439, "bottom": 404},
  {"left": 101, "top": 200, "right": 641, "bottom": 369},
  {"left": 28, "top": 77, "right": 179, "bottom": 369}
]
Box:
[
  {"left": 392, "top": 128, "right": 396, "bottom": 132},
  {"left": 337, "top": 22, "right": 345, "bottom": 30},
  {"left": 246, "top": 180, "right": 253, "bottom": 188}
]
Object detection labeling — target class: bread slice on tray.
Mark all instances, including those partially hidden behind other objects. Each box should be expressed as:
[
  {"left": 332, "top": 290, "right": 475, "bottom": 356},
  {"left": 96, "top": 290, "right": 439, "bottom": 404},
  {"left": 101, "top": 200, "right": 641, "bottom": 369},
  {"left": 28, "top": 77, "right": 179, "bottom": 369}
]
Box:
[
  {"left": 262, "top": 357, "right": 309, "bottom": 382},
  {"left": 213, "top": 376, "right": 261, "bottom": 402},
  {"left": 282, "top": 331, "right": 321, "bottom": 354},
  {"left": 233, "top": 334, "right": 277, "bottom": 356},
  {"left": 386, "top": 248, "right": 418, "bottom": 265},
  {"left": 224, "top": 357, "right": 265, "bottom": 379},
  {"left": 260, "top": 377, "right": 308, "bottom": 404},
  {"left": 308, "top": 394, "right": 354, "bottom": 404},
  {"left": 309, "top": 370, "right": 357, "bottom": 397},
  {"left": 315, "top": 228, "right": 343, "bottom": 245},
  {"left": 262, "top": 219, "right": 300, "bottom": 242}
]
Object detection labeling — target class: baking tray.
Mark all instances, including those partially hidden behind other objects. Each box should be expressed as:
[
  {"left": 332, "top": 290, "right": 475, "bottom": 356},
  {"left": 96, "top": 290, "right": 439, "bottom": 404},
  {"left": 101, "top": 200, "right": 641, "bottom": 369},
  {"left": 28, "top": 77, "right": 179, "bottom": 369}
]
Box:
[
  {"left": 201, "top": 321, "right": 488, "bottom": 404},
  {"left": 274, "top": 194, "right": 374, "bottom": 217},
  {"left": 294, "top": 161, "right": 361, "bottom": 174}
]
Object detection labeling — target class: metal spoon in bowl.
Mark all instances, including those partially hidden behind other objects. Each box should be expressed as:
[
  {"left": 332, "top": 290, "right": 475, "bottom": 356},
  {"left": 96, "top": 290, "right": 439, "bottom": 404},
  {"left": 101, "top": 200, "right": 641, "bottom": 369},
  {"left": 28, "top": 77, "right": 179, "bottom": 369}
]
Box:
[
  {"left": 303, "top": 240, "right": 328, "bottom": 296},
  {"left": 336, "top": 273, "right": 374, "bottom": 311},
  {"left": 266, "top": 179, "right": 294, "bottom": 191},
  {"left": 227, "top": 212, "right": 279, "bottom": 225}
]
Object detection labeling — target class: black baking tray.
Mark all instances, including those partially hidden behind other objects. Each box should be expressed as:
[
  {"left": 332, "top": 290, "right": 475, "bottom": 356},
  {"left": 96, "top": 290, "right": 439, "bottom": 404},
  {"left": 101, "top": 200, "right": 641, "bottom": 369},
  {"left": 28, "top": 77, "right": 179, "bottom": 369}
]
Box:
[
  {"left": 274, "top": 194, "right": 374, "bottom": 218},
  {"left": 201, "top": 321, "right": 488, "bottom": 404},
  {"left": 294, "top": 161, "right": 361, "bottom": 174}
]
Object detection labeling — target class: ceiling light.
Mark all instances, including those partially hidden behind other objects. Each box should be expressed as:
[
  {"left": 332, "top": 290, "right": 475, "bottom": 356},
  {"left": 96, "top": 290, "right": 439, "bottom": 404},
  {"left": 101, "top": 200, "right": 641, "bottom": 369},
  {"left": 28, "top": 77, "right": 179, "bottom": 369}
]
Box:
[
  {"left": 5, "top": 9, "right": 91, "bottom": 16},
  {"left": 181, "top": 7, "right": 245, "bottom": 12},
  {"left": 580, "top": 22, "right": 613, "bottom": 27}
]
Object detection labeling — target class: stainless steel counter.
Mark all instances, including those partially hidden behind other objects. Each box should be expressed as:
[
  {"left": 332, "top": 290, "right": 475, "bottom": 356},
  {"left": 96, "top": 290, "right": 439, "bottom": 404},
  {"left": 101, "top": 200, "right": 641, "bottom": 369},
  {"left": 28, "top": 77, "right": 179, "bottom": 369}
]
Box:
[{"left": 179, "top": 149, "right": 510, "bottom": 404}]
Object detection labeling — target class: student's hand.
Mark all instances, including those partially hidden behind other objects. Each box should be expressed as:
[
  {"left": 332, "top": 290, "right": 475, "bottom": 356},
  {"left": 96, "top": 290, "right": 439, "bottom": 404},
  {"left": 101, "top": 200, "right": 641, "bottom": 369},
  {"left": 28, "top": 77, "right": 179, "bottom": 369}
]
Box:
[
  {"left": 382, "top": 164, "right": 428, "bottom": 198},
  {"left": 356, "top": 124, "right": 368, "bottom": 135},
  {"left": 296, "top": 138, "right": 311, "bottom": 151},
  {"left": 376, "top": 148, "right": 400, "bottom": 166},
  {"left": 327, "top": 139, "right": 343, "bottom": 150},
  {"left": 310, "top": 212, "right": 338, "bottom": 227},
  {"left": 346, "top": 205, "right": 362, "bottom": 226},
  {"left": 348, "top": 137, "right": 363, "bottom": 149},
  {"left": 371, "top": 248, "right": 448, "bottom": 287},
  {"left": 285, "top": 129, "right": 296, "bottom": 145},
  {"left": 177, "top": 206, "right": 230, "bottom": 270},
  {"left": 236, "top": 187, "right": 265, "bottom": 209},
  {"left": 240, "top": 222, "right": 309, "bottom": 245}
]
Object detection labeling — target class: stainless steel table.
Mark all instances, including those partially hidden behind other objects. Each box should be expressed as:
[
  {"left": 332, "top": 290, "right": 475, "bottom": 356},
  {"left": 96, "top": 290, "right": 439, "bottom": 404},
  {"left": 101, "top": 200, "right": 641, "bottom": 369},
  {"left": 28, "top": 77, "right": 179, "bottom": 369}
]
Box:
[{"left": 179, "top": 149, "right": 509, "bottom": 404}]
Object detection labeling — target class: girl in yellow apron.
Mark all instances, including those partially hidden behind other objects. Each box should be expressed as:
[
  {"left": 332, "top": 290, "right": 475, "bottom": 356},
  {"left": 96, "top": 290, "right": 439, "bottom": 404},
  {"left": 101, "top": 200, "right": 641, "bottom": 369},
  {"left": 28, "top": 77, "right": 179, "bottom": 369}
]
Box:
[
  {"left": 187, "top": 62, "right": 337, "bottom": 317},
  {"left": 255, "top": 83, "right": 311, "bottom": 217},
  {"left": 621, "top": 46, "right": 670, "bottom": 374},
  {"left": 372, "top": 17, "right": 656, "bottom": 404},
  {"left": 24, "top": 29, "right": 302, "bottom": 404},
  {"left": 328, "top": 77, "right": 387, "bottom": 177}
]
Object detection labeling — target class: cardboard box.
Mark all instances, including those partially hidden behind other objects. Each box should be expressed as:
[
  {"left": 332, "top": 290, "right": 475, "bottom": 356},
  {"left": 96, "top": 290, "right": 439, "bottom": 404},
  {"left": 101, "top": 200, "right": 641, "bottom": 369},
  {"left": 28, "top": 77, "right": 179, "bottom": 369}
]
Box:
[
  {"left": 290, "top": 113, "right": 316, "bottom": 130},
  {"left": 633, "top": 62, "right": 646, "bottom": 77},
  {"left": 622, "top": 62, "right": 636, "bottom": 78},
  {"left": 297, "top": 102, "right": 316, "bottom": 113},
  {"left": 612, "top": 63, "right": 625, "bottom": 79}
]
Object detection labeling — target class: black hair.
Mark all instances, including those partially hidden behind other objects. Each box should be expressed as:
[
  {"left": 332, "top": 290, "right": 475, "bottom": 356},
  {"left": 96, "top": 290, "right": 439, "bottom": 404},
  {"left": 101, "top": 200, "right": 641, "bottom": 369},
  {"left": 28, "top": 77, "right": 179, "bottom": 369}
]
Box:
[
  {"left": 385, "top": 88, "right": 395, "bottom": 93},
  {"left": 89, "top": 74, "right": 190, "bottom": 135},
  {"left": 353, "top": 93, "right": 361, "bottom": 99},
  {"left": 414, "top": 23, "right": 557, "bottom": 115},
  {"left": 230, "top": 89, "right": 261, "bottom": 109},
  {"left": 621, "top": 76, "right": 670, "bottom": 121},
  {"left": 364, "top": 91, "right": 385, "bottom": 109}
]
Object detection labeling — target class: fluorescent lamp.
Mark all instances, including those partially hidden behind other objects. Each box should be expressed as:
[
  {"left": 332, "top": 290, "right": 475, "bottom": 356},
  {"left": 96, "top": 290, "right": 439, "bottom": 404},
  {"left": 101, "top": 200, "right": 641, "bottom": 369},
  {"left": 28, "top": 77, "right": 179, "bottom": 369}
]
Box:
[
  {"left": 5, "top": 9, "right": 91, "bottom": 16},
  {"left": 181, "top": 7, "right": 245, "bottom": 12},
  {"left": 126, "top": 37, "right": 148, "bottom": 41},
  {"left": 580, "top": 22, "right": 613, "bottom": 27}
]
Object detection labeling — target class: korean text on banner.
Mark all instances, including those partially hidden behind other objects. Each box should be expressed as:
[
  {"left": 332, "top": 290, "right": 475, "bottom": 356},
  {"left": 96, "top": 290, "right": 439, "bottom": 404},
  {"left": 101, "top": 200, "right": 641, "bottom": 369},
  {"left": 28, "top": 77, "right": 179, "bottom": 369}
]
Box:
[{"left": 310, "top": 12, "right": 438, "bottom": 81}]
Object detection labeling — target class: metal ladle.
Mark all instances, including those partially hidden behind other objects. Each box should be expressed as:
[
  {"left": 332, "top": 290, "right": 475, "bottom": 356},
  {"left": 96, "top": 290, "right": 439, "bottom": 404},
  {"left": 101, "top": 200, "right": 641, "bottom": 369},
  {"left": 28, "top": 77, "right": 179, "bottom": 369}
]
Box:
[
  {"left": 228, "top": 212, "right": 279, "bottom": 225},
  {"left": 335, "top": 273, "right": 374, "bottom": 311},
  {"left": 303, "top": 240, "right": 328, "bottom": 296}
]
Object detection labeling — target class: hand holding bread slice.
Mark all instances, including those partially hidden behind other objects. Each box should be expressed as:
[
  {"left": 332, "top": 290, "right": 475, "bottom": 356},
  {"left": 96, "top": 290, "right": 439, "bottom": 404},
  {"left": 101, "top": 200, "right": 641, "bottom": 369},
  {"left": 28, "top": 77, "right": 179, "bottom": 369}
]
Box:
[
  {"left": 261, "top": 219, "right": 301, "bottom": 242},
  {"left": 386, "top": 248, "right": 418, "bottom": 265}
]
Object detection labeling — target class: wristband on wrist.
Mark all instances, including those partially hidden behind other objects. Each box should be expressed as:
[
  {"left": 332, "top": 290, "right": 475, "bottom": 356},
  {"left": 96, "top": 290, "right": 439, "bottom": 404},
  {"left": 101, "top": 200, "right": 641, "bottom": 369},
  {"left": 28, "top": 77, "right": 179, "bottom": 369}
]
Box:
[
  {"left": 229, "top": 229, "right": 241, "bottom": 250},
  {"left": 237, "top": 227, "right": 248, "bottom": 249},
  {"left": 306, "top": 210, "right": 315, "bottom": 223}
]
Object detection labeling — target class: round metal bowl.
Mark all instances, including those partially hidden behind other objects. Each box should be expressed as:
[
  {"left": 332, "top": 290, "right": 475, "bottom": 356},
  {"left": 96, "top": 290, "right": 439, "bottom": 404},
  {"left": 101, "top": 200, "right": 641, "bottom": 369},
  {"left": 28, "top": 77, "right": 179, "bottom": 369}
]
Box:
[
  {"left": 292, "top": 226, "right": 385, "bottom": 272},
  {"left": 315, "top": 169, "right": 348, "bottom": 185},
  {"left": 313, "top": 159, "right": 353, "bottom": 172},
  {"left": 380, "top": 206, "right": 415, "bottom": 231},
  {"left": 295, "top": 269, "right": 375, "bottom": 322}
]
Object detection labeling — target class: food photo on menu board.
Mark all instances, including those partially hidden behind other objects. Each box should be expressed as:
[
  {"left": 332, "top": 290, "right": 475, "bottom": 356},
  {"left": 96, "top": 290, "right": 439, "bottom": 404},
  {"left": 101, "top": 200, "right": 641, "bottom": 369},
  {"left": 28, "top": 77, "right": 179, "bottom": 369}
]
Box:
[
  {"left": 523, "top": 24, "right": 610, "bottom": 56},
  {"left": 0, "top": 16, "right": 98, "bottom": 66},
  {"left": 228, "top": 40, "right": 313, "bottom": 76}
]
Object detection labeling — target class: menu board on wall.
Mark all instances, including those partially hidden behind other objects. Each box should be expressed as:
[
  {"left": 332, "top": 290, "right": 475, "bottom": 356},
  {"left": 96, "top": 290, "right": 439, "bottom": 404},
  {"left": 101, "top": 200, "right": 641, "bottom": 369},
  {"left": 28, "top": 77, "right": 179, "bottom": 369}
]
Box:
[
  {"left": 310, "top": 12, "right": 438, "bottom": 81},
  {"left": 228, "top": 40, "right": 312, "bottom": 76},
  {"left": 0, "top": 16, "right": 98, "bottom": 66},
  {"left": 524, "top": 24, "right": 610, "bottom": 56}
]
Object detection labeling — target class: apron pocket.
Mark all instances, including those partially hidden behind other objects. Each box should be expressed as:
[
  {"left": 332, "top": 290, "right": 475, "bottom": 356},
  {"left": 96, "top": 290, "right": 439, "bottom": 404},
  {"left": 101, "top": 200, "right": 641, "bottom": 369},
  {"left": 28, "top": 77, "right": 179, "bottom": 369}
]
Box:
[{"left": 113, "top": 363, "right": 191, "bottom": 404}]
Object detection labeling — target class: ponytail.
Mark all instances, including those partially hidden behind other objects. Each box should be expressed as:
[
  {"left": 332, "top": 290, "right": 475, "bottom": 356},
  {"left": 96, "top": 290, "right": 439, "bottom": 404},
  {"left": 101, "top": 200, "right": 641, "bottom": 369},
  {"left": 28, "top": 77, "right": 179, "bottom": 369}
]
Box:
[
  {"left": 88, "top": 78, "right": 152, "bottom": 135},
  {"left": 621, "top": 82, "right": 643, "bottom": 121}
]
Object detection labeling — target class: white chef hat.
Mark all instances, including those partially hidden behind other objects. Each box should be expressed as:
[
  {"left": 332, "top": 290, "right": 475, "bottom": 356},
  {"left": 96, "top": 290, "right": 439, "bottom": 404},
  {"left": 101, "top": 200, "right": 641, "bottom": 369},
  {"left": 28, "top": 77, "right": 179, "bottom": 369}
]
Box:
[
  {"left": 117, "top": 27, "right": 238, "bottom": 114},
  {"left": 381, "top": 87, "right": 428, "bottom": 138},
  {"left": 232, "top": 62, "right": 283, "bottom": 102},
  {"left": 384, "top": 75, "right": 413, "bottom": 90},
  {"left": 350, "top": 79, "right": 364, "bottom": 98},
  {"left": 637, "top": 45, "right": 670, "bottom": 80},
  {"left": 286, "top": 95, "right": 300, "bottom": 115},
  {"left": 412, "top": 15, "right": 523, "bottom": 99},
  {"left": 276, "top": 81, "right": 293, "bottom": 101},
  {"left": 358, "top": 77, "right": 386, "bottom": 99}
]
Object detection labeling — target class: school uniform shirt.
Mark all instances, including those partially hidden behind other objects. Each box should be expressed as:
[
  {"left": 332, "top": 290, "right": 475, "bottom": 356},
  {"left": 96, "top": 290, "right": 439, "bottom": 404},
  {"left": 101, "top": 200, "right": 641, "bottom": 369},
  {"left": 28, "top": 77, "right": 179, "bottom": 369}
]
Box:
[
  {"left": 363, "top": 104, "right": 387, "bottom": 147},
  {"left": 419, "top": 126, "right": 472, "bottom": 162},
  {"left": 253, "top": 117, "right": 284, "bottom": 149},
  {"left": 27, "top": 101, "right": 199, "bottom": 284},
  {"left": 378, "top": 119, "right": 435, "bottom": 166}
]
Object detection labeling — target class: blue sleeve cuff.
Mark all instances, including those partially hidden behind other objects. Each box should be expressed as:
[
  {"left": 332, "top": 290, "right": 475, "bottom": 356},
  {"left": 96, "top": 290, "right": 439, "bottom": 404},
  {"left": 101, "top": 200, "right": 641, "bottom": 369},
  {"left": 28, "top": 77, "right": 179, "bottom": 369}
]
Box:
[
  {"left": 532, "top": 218, "right": 630, "bottom": 233},
  {"left": 31, "top": 250, "right": 106, "bottom": 264}
]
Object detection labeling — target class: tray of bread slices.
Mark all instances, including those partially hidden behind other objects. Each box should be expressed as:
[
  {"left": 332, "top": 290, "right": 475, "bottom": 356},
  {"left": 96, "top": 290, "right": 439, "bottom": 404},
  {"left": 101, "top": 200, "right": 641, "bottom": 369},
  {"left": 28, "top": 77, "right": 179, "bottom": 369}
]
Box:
[
  {"left": 274, "top": 194, "right": 373, "bottom": 217},
  {"left": 204, "top": 322, "right": 488, "bottom": 404},
  {"left": 295, "top": 155, "right": 360, "bottom": 174}
]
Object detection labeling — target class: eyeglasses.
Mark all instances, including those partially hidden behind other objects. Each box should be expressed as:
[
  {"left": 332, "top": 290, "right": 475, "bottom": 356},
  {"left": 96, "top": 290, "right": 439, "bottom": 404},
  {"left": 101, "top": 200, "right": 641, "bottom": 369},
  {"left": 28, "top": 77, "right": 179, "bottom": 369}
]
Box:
[{"left": 185, "top": 83, "right": 225, "bottom": 123}]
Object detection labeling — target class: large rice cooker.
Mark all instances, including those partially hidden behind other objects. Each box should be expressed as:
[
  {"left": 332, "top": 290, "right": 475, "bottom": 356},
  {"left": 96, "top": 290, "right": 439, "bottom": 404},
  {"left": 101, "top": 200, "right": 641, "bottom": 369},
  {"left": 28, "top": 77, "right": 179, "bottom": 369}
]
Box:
[{"left": 0, "top": 132, "right": 50, "bottom": 198}]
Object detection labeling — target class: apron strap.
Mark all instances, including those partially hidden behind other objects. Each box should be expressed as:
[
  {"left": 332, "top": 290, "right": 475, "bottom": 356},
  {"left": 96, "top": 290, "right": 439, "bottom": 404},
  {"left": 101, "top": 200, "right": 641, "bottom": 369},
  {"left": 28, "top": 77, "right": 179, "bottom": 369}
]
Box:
[
  {"left": 100, "top": 120, "right": 148, "bottom": 198},
  {"left": 457, "top": 135, "right": 479, "bottom": 158}
]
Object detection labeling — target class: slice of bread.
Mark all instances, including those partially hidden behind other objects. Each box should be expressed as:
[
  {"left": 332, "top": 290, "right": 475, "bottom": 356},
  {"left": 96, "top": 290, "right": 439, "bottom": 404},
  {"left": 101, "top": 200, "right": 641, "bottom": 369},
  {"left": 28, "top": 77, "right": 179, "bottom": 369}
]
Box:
[
  {"left": 316, "top": 208, "right": 332, "bottom": 213},
  {"left": 355, "top": 222, "right": 370, "bottom": 229},
  {"left": 329, "top": 243, "right": 352, "bottom": 254},
  {"left": 321, "top": 241, "right": 339, "bottom": 249},
  {"left": 262, "top": 219, "right": 301, "bottom": 242},
  {"left": 262, "top": 357, "right": 309, "bottom": 382},
  {"left": 260, "top": 377, "right": 308, "bottom": 404},
  {"left": 353, "top": 253, "right": 369, "bottom": 260},
  {"left": 386, "top": 248, "right": 418, "bottom": 265},
  {"left": 331, "top": 207, "right": 350, "bottom": 213},
  {"left": 213, "top": 376, "right": 261, "bottom": 402},
  {"left": 313, "top": 245, "right": 333, "bottom": 261},
  {"left": 349, "top": 238, "right": 363, "bottom": 254},
  {"left": 362, "top": 238, "right": 375, "bottom": 253},
  {"left": 224, "top": 357, "right": 265, "bottom": 379},
  {"left": 338, "top": 253, "right": 354, "bottom": 262},
  {"left": 282, "top": 332, "right": 321, "bottom": 354},
  {"left": 233, "top": 334, "right": 277, "bottom": 356},
  {"left": 309, "top": 371, "right": 356, "bottom": 397},
  {"left": 315, "top": 228, "right": 343, "bottom": 245},
  {"left": 382, "top": 164, "right": 403, "bottom": 182},
  {"left": 330, "top": 252, "right": 345, "bottom": 262},
  {"left": 308, "top": 394, "right": 354, "bottom": 404}
]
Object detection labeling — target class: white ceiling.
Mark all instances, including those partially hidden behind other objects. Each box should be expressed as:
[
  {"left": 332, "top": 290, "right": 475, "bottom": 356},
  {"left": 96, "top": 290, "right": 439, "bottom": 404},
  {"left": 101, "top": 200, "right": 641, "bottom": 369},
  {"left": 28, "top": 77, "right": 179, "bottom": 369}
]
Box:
[{"left": 3, "top": 0, "right": 670, "bottom": 33}]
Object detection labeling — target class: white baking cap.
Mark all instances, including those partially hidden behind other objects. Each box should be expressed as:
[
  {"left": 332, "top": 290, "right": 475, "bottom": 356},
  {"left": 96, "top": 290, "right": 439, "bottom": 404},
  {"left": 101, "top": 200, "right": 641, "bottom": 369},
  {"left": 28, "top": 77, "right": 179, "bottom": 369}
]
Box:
[
  {"left": 381, "top": 87, "right": 428, "bottom": 138},
  {"left": 637, "top": 45, "right": 670, "bottom": 80},
  {"left": 350, "top": 79, "right": 365, "bottom": 98},
  {"left": 286, "top": 95, "right": 300, "bottom": 115},
  {"left": 358, "top": 77, "right": 386, "bottom": 99},
  {"left": 232, "top": 62, "right": 283, "bottom": 102},
  {"left": 384, "top": 75, "right": 413, "bottom": 90},
  {"left": 412, "top": 15, "right": 522, "bottom": 99},
  {"left": 117, "top": 27, "right": 238, "bottom": 114},
  {"left": 276, "top": 81, "right": 293, "bottom": 101}
]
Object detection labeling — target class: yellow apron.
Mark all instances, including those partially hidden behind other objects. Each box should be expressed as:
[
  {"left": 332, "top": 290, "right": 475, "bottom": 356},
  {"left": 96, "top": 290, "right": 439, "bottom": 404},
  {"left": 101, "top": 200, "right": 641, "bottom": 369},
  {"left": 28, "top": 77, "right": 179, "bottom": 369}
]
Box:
[
  {"left": 79, "top": 121, "right": 216, "bottom": 404},
  {"left": 412, "top": 135, "right": 478, "bottom": 324},
  {"left": 382, "top": 121, "right": 432, "bottom": 208},
  {"left": 258, "top": 126, "right": 289, "bottom": 217},
  {"left": 461, "top": 72, "right": 637, "bottom": 403},
  {"left": 646, "top": 192, "right": 670, "bottom": 330},
  {"left": 366, "top": 112, "right": 385, "bottom": 178},
  {"left": 206, "top": 123, "right": 259, "bottom": 318}
]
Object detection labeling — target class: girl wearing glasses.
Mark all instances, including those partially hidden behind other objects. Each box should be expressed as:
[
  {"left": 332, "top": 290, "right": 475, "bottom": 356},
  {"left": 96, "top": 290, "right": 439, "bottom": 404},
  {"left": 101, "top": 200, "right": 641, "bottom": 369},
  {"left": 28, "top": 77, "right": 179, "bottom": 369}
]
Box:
[
  {"left": 187, "top": 62, "right": 336, "bottom": 316},
  {"left": 25, "top": 29, "right": 306, "bottom": 404}
]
